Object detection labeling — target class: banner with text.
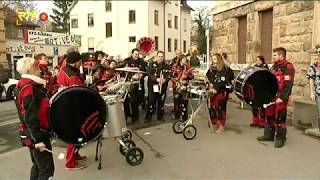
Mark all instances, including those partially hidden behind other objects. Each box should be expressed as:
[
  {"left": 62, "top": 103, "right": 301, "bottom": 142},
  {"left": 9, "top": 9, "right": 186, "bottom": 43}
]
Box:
[{"left": 24, "top": 30, "right": 81, "bottom": 46}]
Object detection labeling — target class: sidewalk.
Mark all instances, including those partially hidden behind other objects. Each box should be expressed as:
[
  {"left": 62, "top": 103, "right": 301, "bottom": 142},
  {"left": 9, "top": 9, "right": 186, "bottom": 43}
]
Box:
[{"left": 1, "top": 102, "right": 320, "bottom": 179}]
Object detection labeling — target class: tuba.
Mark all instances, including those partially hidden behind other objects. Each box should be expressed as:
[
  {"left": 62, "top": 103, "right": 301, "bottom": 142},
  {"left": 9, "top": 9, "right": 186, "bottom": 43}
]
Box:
[{"left": 136, "top": 37, "right": 156, "bottom": 57}]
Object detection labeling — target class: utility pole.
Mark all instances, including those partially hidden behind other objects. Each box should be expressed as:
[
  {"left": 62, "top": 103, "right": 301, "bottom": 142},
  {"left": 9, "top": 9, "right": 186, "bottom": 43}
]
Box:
[{"left": 206, "top": 28, "right": 210, "bottom": 70}]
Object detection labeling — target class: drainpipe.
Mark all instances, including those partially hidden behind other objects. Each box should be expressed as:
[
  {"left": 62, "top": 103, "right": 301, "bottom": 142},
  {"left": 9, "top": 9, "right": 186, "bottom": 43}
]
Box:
[
  {"left": 163, "top": 1, "right": 166, "bottom": 59},
  {"left": 180, "top": 2, "right": 182, "bottom": 53}
]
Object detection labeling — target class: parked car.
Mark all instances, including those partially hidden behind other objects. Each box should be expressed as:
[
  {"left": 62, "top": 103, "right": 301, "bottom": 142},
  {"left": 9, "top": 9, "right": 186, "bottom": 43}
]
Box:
[{"left": 0, "top": 78, "right": 18, "bottom": 101}]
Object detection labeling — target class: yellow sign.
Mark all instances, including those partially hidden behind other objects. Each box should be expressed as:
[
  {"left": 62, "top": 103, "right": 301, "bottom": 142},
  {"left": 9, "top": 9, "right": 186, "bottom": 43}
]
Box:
[{"left": 16, "top": 8, "right": 38, "bottom": 26}]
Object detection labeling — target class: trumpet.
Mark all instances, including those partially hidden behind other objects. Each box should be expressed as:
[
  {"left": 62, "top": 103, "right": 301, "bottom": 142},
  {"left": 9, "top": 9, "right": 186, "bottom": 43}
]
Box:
[{"left": 159, "top": 70, "right": 164, "bottom": 93}]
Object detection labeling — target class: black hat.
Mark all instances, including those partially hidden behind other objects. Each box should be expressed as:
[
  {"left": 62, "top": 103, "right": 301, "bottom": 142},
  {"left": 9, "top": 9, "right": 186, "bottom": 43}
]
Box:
[{"left": 67, "top": 51, "right": 82, "bottom": 64}]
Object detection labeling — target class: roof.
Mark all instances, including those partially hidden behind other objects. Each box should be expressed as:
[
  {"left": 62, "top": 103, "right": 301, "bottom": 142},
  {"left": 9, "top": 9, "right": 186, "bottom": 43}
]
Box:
[{"left": 181, "top": 0, "right": 194, "bottom": 11}]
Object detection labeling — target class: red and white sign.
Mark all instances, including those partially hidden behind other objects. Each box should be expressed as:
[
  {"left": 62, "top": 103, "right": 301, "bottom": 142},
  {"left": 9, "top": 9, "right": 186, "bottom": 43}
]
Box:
[{"left": 24, "top": 30, "right": 81, "bottom": 46}]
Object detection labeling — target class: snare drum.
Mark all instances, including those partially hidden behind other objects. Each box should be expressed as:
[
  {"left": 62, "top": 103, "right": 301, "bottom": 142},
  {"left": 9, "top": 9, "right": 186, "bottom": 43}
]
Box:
[
  {"left": 102, "top": 95, "right": 126, "bottom": 138},
  {"left": 235, "top": 66, "right": 278, "bottom": 107},
  {"left": 50, "top": 86, "right": 107, "bottom": 144}
]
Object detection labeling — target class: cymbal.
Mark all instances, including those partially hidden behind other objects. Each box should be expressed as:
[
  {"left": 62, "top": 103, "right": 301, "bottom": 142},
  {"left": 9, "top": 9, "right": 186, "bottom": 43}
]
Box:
[{"left": 115, "top": 67, "right": 145, "bottom": 73}]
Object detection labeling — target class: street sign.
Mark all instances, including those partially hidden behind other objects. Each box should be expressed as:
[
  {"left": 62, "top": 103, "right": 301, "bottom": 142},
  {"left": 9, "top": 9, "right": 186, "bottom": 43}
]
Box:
[{"left": 53, "top": 47, "right": 58, "bottom": 55}]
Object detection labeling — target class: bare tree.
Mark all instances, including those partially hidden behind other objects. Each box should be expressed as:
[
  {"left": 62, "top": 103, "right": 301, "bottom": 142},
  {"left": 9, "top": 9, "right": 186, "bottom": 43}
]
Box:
[
  {"left": 2, "top": 0, "right": 37, "bottom": 13},
  {"left": 192, "top": 6, "right": 210, "bottom": 55}
]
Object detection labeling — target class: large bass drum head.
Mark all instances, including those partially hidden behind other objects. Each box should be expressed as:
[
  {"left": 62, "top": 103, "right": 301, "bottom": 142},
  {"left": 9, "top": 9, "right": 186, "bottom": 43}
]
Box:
[
  {"left": 244, "top": 70, "right": 278, "bottom": 107},
  {"left": 50, "top": 86, "right": 107, "bottom": 144}
]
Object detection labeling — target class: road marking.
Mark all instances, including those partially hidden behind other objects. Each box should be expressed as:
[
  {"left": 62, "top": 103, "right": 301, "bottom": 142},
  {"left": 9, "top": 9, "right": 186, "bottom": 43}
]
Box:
[{"left": 0, "top": 119, "right": 19, "bottom": 127}]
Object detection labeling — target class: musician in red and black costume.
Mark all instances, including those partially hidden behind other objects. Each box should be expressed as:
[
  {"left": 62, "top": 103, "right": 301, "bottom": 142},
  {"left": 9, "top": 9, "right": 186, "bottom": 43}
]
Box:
[
  {"left": 171, "top": 54, "right": 194, "bottom": 120},
  {"left": 14, "top": 57, "right": 54, "bottom": 180},
  {"left": 57, "top": 51, "right": 87, "bottom": 170},
  {"left": 206, "top": 53, "right": 233, "bottom": 134},
  {"left": 96, "top": 59, "right": 118, "bottom": 91},
  {"left": 257, "top": 47, "right": 295, "bottom": 148},
  {"left": 36, "top": 53, "right": 57, "bottom": 97},
  {"left": 250, "top": 55, "right": 269, "bottom": 128}
]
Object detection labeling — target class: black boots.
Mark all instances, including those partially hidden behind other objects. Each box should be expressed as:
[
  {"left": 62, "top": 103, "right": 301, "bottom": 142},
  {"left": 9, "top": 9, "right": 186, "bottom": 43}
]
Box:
[
  {"left": 257, "top": 124, "right": 275, "bottom": 141},
  {"left": 274, "top": 128, "right": 287, "bottom": 148},
  {"left": 257, "top": 124, "right": 287, "bottom": 148}
]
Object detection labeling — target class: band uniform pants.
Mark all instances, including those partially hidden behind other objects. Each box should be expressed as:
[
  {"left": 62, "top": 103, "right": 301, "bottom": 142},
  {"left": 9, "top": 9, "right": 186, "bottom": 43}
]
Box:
[
  {"left": 173, "top": 91, "right": 188, "bottom": 120},
  {"left": 209, "top": 92, "right": 227, "bottom": 127},
  {"left": 29, "top": 141, "right": 54, "bottom": 180},
  {"left": 146, "top": 91, "right": 167, "bottom": 120}
]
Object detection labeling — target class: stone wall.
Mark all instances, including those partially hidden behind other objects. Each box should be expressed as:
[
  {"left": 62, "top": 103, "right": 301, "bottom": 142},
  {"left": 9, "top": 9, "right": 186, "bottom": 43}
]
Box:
[
  {"left": 212, "top": 1, "right": 316, "bottom": 120},
  {"left": 0, "top": 4, "right": 5, "bottom": 69}
]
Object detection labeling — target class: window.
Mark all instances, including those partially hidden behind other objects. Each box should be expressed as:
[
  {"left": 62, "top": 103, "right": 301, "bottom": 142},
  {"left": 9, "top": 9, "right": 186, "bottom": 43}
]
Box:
[
  {"left": 129, "top": 36, "right": 136, "bottom": 42},
  {"left": 183, "top": 40, "right": 186, "bottom": 53},
  {"left": 174, "top": 39, "right": 178, "bottom": 51},
  {"left": 174, "top": 16, "right": 178, "bottom": 29},
  {"left": 71, "top": 18, "right": 78, "bottom": 28},
  {"left": 168, "top": 14, "right": 172, "bottom": 28},
  {"left": 17, "top": 29, "right": 23, "bottom": 39},
  {"left": 88, "top": 38, "right": 94, "bottom": 52},
  {"left": 105, "top": 0, "right": 112, "bottom": 11},
  {"left": 260, "top": 9, "right": 273, "bottom": 64},
  {"left": 106, "top": 23, "right": 112, "bottom": 38},
  {"left": 238, "top": 15, "right": 247, "bottom": 64},
  {"left": 154, "top": 10, "right": 159, "bottom": 25},
  {"left": 183, "top": 18, "right": 187, "bottom": 32},
  {"left": 168, "top": 38, "right": 172, "bottom": 52},
  {"left": 154, "top": 36, "right": 159, "bottom": 50},
  {"left": 129, "top": 10, "right": 136, "bottom": 24},
  {"left": 88, "top": 13, "right": 94, "bottom": 27},
  {"left": 175, "top": 1, "right": 178, "bottom": 6}
]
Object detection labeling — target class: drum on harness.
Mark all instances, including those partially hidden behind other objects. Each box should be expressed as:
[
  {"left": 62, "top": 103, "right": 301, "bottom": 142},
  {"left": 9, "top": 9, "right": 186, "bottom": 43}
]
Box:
[
  {"left": 49, "top": 86, "right": 107, "bottom": 144},
  {"left": 234, "top": 66, "right": 278, "bottom": 108}
]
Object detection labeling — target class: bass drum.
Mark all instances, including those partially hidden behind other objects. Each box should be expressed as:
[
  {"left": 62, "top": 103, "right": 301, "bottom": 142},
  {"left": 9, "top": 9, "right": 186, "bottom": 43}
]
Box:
[
  {"left": 235, "top": 66, "right": 278, "bottom": 108},
  {"left": 50, "top": 86, "right": 107, "bottom": 144}
]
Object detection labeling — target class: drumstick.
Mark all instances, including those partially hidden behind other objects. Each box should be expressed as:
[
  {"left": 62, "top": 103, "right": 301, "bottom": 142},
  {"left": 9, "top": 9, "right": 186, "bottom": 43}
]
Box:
[
  {"left": 263, "top": 102, "right": 275, "bottom": 108},
  {"left": 44, "top": 148, "right": 65, "bottom": 160}
]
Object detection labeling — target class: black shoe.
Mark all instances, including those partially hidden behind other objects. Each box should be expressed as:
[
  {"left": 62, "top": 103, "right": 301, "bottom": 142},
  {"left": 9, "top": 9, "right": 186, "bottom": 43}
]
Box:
[
  {"left": 274, "top": 139, "right": 285, "bottom": 148},
  {"left": 144, "top": 115, "right": 151, "bottom": 123},
  {"left": 250, "top": 123, "right": 259, "bottom": 127},
  {"left": 257, "top": 136, "right": 274, "bottom": 141},
  {"left": 157, "top": 115, "right": 164, "bottom": 122}
]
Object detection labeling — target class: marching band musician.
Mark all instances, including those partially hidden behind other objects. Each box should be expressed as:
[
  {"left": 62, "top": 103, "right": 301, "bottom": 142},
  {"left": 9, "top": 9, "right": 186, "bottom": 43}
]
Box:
[
  {"left": 57, "top": 51, "right": 87, "bottom": 170},
  {"left": 96, "top": 59, "right": 118, "bottom": 92},
  {"left": 206, "top": 53, "right": 233, "bottom": 134},
  {"left": 257, "top": 47, "right": 295, "bottom": 148},
  {"left": 169, "top": 49, "right": 182, "bottom": 69},
  {"left": 250, "top": 55, "right": 269, "bottom": 128},
  {"left": 171, "top": 54, "right": 194, "bottom": 121},
  {"left": 36, "top": 53, "right": 57, "bottom": 97},
  {"left": 121, "top": 48, "right": 147, "bottom": 123},
  {"left": 15, "top": 57, "right": 55, "bottom": 180},
  {"left": 145, "top": 51, "right": 170, "bottom": 122}
]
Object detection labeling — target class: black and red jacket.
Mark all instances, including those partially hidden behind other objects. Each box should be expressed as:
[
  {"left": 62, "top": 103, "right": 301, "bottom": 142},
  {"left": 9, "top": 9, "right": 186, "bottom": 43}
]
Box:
[
  {"left": 39, "top": 64, "right": 58, "bottom": 97},
  {"left": 206, "top": 67, "right": 230, "bottom": 93},
  {"left": 57, "top": 64, "right": 83, "bottom": 87},
  {"left": 15, "top": 75, "right": 51, "bottom": 146},
  {"left": 271, "top": 59, "right": 295, "bottom": 101},
  {"left": 171, "top": 63, "right": 194, "bottom": 90}
]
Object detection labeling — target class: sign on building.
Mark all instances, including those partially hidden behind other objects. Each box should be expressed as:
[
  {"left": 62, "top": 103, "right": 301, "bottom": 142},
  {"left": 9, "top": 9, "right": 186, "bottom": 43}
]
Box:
[
  {"left": 6, "top": 43, "right": 36, "bottom": 53},
  {"left": 24, "top": 30, "right": 81, "bottom": 46}
]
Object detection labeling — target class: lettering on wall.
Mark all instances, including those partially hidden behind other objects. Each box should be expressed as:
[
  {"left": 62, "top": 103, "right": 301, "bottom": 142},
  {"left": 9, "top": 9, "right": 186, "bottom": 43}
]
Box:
[{"left": 6, "top": 44, "right": 36, "bottom": 53}]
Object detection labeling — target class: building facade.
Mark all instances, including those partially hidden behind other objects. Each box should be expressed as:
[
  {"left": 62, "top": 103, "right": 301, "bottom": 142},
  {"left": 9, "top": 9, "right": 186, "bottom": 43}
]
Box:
[
  {"left": 69, "top": 0, "right": 192, "bottom": 59},
  {"left": 211, "top": 1, "right": 320, "bottom": 121},
  {"left": 0, "top": 4, "right": 5, "bottom": 69}
]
